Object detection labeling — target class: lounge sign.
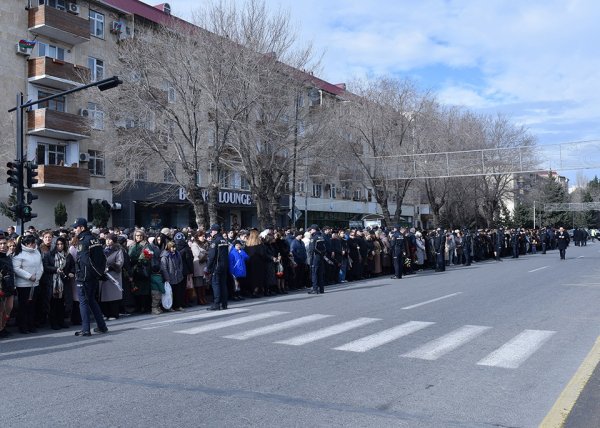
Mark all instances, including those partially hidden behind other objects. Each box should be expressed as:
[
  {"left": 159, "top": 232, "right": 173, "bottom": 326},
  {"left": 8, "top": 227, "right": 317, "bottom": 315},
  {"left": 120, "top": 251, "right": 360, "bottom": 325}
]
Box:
[{"left": 179, "top": 187, "right": 253, "bottom": 206}]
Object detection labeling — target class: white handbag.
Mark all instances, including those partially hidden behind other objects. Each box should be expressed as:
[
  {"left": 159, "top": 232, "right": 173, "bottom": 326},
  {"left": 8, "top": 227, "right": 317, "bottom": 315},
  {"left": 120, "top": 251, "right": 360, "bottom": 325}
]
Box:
[{"left": 161, "top": 281, "right": 173, "bottom": 310}]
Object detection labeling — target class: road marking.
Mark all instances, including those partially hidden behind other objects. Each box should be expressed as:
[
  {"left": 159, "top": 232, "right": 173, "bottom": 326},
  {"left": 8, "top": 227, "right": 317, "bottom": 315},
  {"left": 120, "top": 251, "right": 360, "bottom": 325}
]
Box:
[
  {"left": 175, "top": 311, "right": 288, "bottom": 335},
  {"left": 477, "top": 329, "right": 555, "bottom": 369},
  {"left": 541, "top": 336, "right": 600, "bottom": 427},
  {"left": 528, "top": 266, "right": 549, "bottom": 273},
  {"left": 223, "top": 314, "right": 332, "bottom": 340},
  {"left": 141, "top": 309, "right": 250, "bottom": 329},
  {"left": 578, "top": 256, "right": 584, "bottom": 259},
  {"left": 275, "top": 318, "right": 380, "bottom": 346},
  {"left": 334, "top": 321, "right": 434, "bottom": 353},
  {"left": 401, "top": 292, "right": 462, "bottom": 310},
  {"left": 563, "top": 283, "right": 600, "bottom": 287},
  {"left": 402, "top": 325, "right": 491, "bottom": 360}
]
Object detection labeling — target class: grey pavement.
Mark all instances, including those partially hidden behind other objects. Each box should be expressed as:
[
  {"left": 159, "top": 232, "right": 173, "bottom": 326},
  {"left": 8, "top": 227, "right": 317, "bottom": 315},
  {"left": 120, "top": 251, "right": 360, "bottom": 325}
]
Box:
[{"left": 1, "top": 243, "right": 600, "bottom": 427}]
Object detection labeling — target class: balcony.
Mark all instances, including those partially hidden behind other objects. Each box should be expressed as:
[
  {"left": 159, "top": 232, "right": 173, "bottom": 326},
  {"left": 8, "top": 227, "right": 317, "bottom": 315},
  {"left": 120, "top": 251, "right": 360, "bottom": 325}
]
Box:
[
  {"left": 33, "top": 164, "right": 90, "bottom": 190},
  {"left": 27, "top": 108, "right": 90, "bottom": 140},
  {"left": 28, "top": 6, "right": 90, "bottom": 45},
  {"left": 28, "top": 57, "right": 90, "bottom": 90}
]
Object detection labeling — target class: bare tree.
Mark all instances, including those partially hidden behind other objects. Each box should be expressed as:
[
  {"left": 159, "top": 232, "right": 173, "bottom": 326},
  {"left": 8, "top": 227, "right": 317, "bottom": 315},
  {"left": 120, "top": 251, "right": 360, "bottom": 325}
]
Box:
[{"left": 335, "top": 76, "right": 432, "bottom": 226}]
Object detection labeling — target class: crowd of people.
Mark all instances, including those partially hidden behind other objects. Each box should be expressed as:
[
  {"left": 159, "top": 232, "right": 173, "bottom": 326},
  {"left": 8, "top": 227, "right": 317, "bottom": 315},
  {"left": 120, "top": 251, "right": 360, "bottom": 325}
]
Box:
[{"left": 0, "top": 220, "right": 595, "bottom": 339}]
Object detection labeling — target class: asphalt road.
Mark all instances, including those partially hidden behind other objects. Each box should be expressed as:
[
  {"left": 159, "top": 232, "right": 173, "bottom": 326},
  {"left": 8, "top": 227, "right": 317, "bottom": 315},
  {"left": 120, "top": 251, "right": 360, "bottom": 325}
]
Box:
[{"left": 2, "top": 243, "right": 600, "bottom": 427}]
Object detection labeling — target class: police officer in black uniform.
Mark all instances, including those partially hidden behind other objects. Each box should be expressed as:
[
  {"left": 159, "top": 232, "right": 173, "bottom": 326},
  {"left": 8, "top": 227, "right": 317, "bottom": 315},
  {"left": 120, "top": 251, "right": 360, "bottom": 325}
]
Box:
[
  {"left": 72, "top": 217, "right": 108, "bottom": 337},
  {"left": 390, "top": 226, "right": 406, "bottom": 279},
  {"left": 463, "top": 228, "right": 473, "bottom": 266},
  {"left": 556, "top": 226, "right": 570, "bottom": 260},
  {"left": 206, "top": 224, "right": 229, "bottom": 310},
  {"left": 510, "top": 228, "right": 520, "bottom": 258},
  {"left": 433, "top": 228, "right": 445, "bottom": 272},
  {"left": 307, "top": 224, "right": 326, "bottom": 294}
]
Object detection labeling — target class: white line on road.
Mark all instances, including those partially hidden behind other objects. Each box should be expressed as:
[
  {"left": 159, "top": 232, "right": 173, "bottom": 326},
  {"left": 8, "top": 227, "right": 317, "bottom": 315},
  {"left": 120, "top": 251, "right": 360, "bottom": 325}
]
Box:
[
  {"left": 401, "top": 293, "right": 462, "bottom": 310},
  {"left": 402, "top": 325, "right": 491, "bottom": 360},
  {"left": 175, "top": 311, "right": 288, "bottom": 335},
  {"left": 528, "top": 266, "right": 549, "bottom": 273},
  {"left": 275, "top": 318, "right": 380, "bottom": 346},
  {"left": 578, "top": 256, "right": 584, "bottom": 259},
  {"left": 334, "top": 321, "right": 435, "bottom": 353},
  {"left": 223, "top": 314, "right": 332, "bottom": 340},
  {"left": 141, "top": 309, "right": 250, "bottom": 329},
  {"left": 477, "top": 329, "right": 556, "bottom": 369},
  {"left": 563, "top": 283, "right": 600, "bottom": 287}
]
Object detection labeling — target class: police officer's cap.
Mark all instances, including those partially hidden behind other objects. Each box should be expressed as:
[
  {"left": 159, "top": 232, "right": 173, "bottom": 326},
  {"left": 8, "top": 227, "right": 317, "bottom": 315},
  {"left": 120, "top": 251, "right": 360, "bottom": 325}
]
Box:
[
  {"left": 210, "top": 224, "right": 221, "bottom": 232},
  {"left": 309, "top": 224, "right": 319, "bottom": 231},
  {"left": 71, "top": 217, "right": 88, "bottom": 228}
]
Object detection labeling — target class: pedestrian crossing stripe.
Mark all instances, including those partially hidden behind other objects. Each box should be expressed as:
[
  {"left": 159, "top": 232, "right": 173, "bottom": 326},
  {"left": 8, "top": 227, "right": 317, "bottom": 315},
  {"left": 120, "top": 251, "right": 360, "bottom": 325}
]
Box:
[
  {"left": 402, "top": 325, "right": 491, "bottom": 360},
  {"left": 333, "top": 321, "right": 435, "bottom": 353},
  {"left": 477, "top": 329, "right": 555, "bottom": 368},
  {"left": 223, "top": 314, "right": 332, "bottom": 340},
  {"left": 275, "top": 317, "right": 381, "bottom": 346},
  {"left": 174, "top": 311, "right": 288, "bottom": 335},
  {"left": 172, "top": 310, "right": 557, "bottom": 369}
]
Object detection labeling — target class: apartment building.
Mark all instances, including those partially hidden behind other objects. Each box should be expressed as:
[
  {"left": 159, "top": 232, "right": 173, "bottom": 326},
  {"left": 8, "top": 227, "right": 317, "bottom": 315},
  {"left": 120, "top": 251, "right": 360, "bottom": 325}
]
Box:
[{"left": 1, "top": 0, "right": 417, "bottom": 230}]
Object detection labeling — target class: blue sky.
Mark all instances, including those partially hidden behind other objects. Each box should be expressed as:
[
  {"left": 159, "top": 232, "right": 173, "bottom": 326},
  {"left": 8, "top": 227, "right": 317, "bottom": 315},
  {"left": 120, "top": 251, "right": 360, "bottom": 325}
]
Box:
[{"left": 148, "top": 0, "right": 600, "bottom": 185}]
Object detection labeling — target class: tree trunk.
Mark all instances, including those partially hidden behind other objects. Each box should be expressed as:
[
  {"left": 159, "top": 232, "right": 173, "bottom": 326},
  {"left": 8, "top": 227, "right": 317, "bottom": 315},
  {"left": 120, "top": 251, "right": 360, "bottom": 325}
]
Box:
[{"left": 208, "top": 184, "right": 219, "bottom": 226}]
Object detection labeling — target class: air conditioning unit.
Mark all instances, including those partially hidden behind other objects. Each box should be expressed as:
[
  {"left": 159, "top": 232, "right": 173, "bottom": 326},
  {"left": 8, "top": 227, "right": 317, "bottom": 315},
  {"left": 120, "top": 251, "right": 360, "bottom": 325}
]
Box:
[
  {"left": 67, "top": 3, "right": 80, "bottom": 14},
  {"left": 79, "top": 109, "right": 90, "bottom": 117},
  {"left": 79, "top": 152, "right": 90, "bottom": 162},
  {"left": 15, "top": 43, "right": 32, "bottom": 56},
  {"left": 110, "top": 21, "right": 122, "bottom": 34}
]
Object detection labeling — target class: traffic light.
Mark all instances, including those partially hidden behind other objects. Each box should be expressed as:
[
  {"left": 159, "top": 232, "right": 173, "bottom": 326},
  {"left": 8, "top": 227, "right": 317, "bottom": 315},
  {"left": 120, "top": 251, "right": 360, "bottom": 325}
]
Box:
[
  {"left": 6, "top": 161, "right": 23, "bottom": 189},
  {"left": 25, "top": 161, "right": 38, "bottom": 189},
  {"left": 25, "top": 191, "right": 38, "bottom": 205},
  {"left": 21, "top": 204, "right": 37, "bottom": 222}
]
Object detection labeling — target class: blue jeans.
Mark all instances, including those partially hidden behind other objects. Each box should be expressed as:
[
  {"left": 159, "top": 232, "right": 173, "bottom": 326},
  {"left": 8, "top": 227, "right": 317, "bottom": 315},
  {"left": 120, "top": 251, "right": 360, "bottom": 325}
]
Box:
[{"left": 77, "top": 278, "right": 107, "bottom": 333}]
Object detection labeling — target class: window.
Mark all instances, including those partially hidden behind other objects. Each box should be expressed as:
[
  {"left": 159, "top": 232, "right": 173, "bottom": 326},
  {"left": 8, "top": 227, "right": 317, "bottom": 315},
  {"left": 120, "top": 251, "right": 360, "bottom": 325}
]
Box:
[
  {"left": 37, "top": 90, "right": 65, "bottom": 112},
  {"left": 87, "top": 102, "right": 104, "bottom": 130},
  {"left": 40, "top": 0, "right": 66, "bottom": 10},
  {"left": 312, "top": 183, "right": 322, "bottom": 198},
  {"left": 296, "top": 180, "right": 305, "bottom": 193},
  {"left": 36, "top": 143, "right": 66, "bottom": 166},
  {"left": 38, "top": 42, "right": 65, "bottom": 61},
  {"left": 164, "top": 81, "right": 176, "bottom": 103},
  {"left": 297, "top": 119, "right": 305, "bottom": 136},
  {"left": 241, "top": 175, "right": 250, "bottom": 191},
  {"left": 88, "top": 150, "right": 104, "bottom": 176},
  {"left": 296, "top": 94, "right": 304, "bottom": 108},
  {"left": 329, "top": 184, "right": 336, "bottom": 199},
  {"left": 88, "top": 57, "right": 104, "bottom": 82},
  {"left": 308, "top": 88, "right": 321, "bottom": 107},
  {"left": 164, "top": 163, "right": 176, "bottom": 183},
  {"left": 219, "top": 169, "right": 230, "bottom": 188},
  {"left": 89, "top": 10, "right": 105, "bottom": 38},
  {"left": 353, "top": 188, "right": 362, "bottom": 201},
  {"left": 137, "top": 168, "right": 147, "bottom": 181}
]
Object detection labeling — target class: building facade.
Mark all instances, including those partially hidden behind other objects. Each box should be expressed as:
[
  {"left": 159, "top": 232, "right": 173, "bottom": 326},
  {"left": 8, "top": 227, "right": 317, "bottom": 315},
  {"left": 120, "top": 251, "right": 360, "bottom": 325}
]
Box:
[{"left": 1, "top": 0, "right": 419, "bottom": 230}]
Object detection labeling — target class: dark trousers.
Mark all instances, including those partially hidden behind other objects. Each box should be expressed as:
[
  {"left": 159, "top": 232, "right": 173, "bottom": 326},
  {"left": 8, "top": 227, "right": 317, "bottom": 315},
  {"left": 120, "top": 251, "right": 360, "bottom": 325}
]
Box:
[
  {"left": 464, "top": 249, "right": 472, "bottom": 266},
  {"left": 211, "top": 270, "right": 228, "bottom": 308},
  {"left": 17, "top": 286, "right": 40, "bottom": 332},
  {"left": 49, "top": 296, "right": 66, "bottom": 328},
  {"left": 436, "top": 252, "right": 445, "bottom": 271},
  {"left": 77, "top": 279, "right": 107, "bottom": 333},
  {"left": 311, "top": 261, "right": 325, "bottom": 293},
  {"left": 100, "top": 300, "right": 120, "bottom": 319},
  {"left": 559, "top": 249, "right": 566, "bottom": 259},
  {"left": 392, "top": 255, "right": 404, "bottom": 278},
  {"left": 294, "top": 264, "right": 309, "bottom": 289},
  {"left": 171, "top": 280, "right": 185, "bottom": 309}
]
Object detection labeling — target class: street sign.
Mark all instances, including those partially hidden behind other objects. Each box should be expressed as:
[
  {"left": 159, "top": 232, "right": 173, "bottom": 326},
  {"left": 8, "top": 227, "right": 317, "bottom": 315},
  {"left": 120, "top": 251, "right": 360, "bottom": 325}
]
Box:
[{"left": 288, "top": 206, "right": 302, "bottom": 221}]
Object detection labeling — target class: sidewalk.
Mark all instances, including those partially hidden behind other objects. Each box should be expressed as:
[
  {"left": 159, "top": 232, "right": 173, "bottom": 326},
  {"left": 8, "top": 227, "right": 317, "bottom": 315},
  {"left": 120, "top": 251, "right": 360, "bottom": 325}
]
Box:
[{"left": 563, "top": 353, "right": 600, "bottom": 427}]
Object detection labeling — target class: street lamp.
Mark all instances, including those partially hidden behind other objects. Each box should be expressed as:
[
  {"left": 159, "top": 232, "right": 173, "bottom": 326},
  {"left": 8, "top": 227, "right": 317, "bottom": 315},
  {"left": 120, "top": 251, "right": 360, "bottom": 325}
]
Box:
[{"left": 8, "top": 76, "right": 122, "bottom": 234}]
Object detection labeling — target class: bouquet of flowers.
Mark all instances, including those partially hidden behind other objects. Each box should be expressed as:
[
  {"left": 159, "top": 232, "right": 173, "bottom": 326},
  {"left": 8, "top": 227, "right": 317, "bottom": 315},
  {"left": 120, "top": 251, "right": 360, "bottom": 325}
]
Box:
[{"left": 142, "top": 248, "right": 154, "bottom": 260}]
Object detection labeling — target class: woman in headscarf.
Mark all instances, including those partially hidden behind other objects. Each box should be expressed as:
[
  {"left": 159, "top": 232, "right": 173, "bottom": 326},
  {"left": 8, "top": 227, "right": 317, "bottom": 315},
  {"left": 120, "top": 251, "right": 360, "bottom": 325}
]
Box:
[
  {"left": 128, "top": 229, "right": 153, "bottom": 313},
  {"left": 42, "top": 236, "right": 75, "bottom": 330}
]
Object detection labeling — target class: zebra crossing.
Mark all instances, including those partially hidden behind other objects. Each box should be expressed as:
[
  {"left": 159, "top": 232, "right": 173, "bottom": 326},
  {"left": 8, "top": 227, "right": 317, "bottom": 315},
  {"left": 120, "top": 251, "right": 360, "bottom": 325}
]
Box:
[{"left": 167, "top": 310, "right": 556, "bottom": 369}]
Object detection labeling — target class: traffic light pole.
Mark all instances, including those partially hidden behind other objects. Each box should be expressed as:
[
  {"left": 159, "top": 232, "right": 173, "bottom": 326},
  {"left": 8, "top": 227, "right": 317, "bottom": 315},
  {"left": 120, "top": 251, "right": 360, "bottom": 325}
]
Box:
[{"left": 15, "top": 92, "right": 24, "bottom": 236}]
